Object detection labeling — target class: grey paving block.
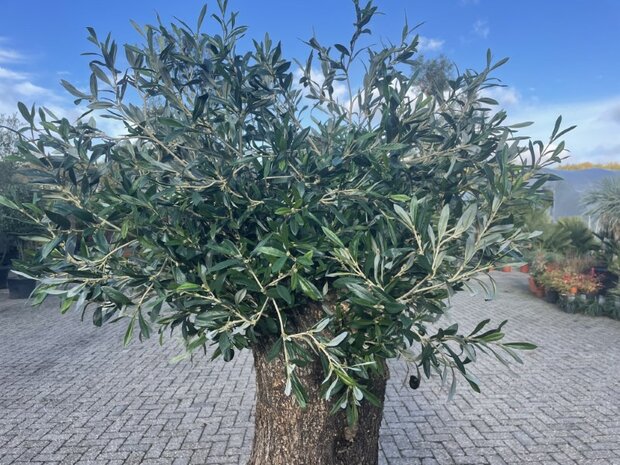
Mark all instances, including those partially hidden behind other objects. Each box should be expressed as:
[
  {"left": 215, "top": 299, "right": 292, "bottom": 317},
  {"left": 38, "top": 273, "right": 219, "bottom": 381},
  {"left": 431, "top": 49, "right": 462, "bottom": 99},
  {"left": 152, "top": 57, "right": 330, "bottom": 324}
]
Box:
[{"left": 1, "top": 272, "right": 619, "bottom": 464}]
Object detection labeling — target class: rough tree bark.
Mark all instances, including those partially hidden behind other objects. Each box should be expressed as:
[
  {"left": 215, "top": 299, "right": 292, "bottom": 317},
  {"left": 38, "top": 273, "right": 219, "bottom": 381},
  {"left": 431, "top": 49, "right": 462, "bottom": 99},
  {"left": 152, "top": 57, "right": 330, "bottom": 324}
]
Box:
[{"left": 248, "top": 302, "right": 389, "bottom": 465}]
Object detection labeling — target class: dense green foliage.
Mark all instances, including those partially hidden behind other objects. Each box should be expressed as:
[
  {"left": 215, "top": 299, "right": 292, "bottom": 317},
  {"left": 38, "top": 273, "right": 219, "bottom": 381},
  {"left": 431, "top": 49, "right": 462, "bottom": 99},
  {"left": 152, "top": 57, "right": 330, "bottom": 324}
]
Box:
[
  {"left": 0, "top": 113, "right": 30, "bottom": 264},
  {"left": 556, "top": 217, "right": 599, "bottom": 254},
  {"left": 0, "top": 160, "right": 20, "bottom": 265},
  {"left": 522, "top": 209, "right": 599, "bottom": 256},
  {"left": 585, "top": 177, "right": 620, "bottom": 304},
  {"left": 1, "top": 1, "right": 571, "bottom": 422},
  {"left": 0, "top": 113, "right": 20, "bottom": 158},
  {"left": 542, "top": 217, "right": 598, "bottom": 255},
  {"left": 584, "top": 177, "right": 620, "bottom": 240},
  {"left": 0, "top": 114, "right": 22, "bottom": 225}
]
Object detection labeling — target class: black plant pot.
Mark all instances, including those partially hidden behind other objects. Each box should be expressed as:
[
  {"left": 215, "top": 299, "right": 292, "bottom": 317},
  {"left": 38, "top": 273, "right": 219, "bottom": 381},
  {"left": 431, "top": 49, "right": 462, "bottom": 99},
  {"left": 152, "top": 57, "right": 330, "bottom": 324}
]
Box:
[
  {"left": 592, "top": 267, "right": 618, "bottom": 294},
  {"left": 544, "top": 289, "right": 559, "bottom": 304},
  {"left": 7, "top": 276, "right": 36, "bottom": 299},
  {"left": 0, "top": 266, "right": 10, "bottom": 289}
]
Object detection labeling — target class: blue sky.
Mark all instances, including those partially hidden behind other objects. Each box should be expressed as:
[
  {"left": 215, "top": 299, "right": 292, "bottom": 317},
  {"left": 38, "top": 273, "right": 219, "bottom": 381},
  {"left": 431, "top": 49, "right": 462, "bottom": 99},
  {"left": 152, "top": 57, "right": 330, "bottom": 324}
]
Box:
[{"left": 0, "top": 0, "right": 619, "bottom": 163}]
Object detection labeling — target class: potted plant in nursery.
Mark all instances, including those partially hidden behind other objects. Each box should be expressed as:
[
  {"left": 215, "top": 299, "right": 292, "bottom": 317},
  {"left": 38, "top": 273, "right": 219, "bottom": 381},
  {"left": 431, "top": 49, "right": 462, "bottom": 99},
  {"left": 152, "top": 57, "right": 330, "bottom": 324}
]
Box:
[
  {"left": 500, "top": 259, "right": 514, "bottom": 272},
  {"left": 611, "top": 290, "right": 620, "bottom": 320},
  {"left": 518, "top": 250, "right": 534, "bottom": 273},
  {"left": 7, "top": 272, "right": 37, "bottom": 299},
  {"left": 528, "top": 252, "right": 547, "bottom": 298},
  {"left": 539, "top": 269, "right": 564, "bottom": 304},
  {"left": 0, "top": 121, "right": 21, "bottom": 288},
  {"left": 557, "top": 273, "right": 578, "bottom": 312},
  {"left": 0, "top": 162, "right": 20, "bottom": 289},
  {"left": 0, "top": 234, "right": 17, "bottom": 289},
  {"left": 576, "top": 273, "right": 601, "bottom": 303},
  {"left": 0, "top": 153, "right": 38, "bottom": 298},
  {"left": 7, "top": 237, "right": 38, "bottom": 299}
]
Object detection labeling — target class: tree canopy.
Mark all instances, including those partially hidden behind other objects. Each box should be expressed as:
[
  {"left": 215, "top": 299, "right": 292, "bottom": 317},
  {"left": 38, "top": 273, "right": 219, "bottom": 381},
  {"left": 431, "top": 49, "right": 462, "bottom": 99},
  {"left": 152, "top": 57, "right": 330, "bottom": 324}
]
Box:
[
  {"left": 0, "top": 113, "right": 20, "bottom": 159},
  {"left": 411, "top": 54, "right": 454, "bottom": 96},
  {"left": 1, "top": 0, "right": 571, "bottom": 425},
  {"left": 0, "top": 113, "right": 31, "bottom": 243}
]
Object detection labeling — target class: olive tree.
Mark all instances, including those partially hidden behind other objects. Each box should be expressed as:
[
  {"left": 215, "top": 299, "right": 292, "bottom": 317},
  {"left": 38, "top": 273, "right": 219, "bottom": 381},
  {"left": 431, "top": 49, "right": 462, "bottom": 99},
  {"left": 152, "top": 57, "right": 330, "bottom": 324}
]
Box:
[
  {"left": 0, "top": 113, "right": 22, "bottom": 155},
  {"left": 411, "top": 54, "right": 454, "bottom": 95},
  {"left": 2, "top": 2, "right": 570, "bottom": 464}
]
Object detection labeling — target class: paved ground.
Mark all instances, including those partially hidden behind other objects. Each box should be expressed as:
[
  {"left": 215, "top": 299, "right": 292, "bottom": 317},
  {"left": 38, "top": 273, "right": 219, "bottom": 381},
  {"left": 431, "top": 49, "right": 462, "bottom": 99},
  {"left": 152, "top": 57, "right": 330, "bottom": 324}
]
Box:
[{"left": 1, "top": 272, "right": 619, "bottom": 465}]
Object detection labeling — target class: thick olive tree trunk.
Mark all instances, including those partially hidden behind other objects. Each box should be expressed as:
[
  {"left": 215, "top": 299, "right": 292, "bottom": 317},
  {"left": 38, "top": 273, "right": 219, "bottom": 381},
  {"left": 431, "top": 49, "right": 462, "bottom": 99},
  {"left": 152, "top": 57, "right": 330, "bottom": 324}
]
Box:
[{"left": 248, "top": 343, "right": 388, "bottom": 465}]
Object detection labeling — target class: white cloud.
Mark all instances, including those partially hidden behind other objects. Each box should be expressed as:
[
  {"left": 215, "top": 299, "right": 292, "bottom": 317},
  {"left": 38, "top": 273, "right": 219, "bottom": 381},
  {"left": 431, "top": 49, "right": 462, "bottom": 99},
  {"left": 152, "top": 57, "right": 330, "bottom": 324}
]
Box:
[
  {"left": 0, "top": 47, "right": 69, "bottom": 117},
  {"left": 14, "top": 81, "right": 52, "bottom": 97},
  {"left": 508, "top": 96, "right": 620, "bottom": 164},
  {"left": 0, "top": 47, "right": 24, "bottom": 64},
  {"left": 603, "top": 102, "right": 620, "bottom": 124},
  {"left": 0, "top": 76, "right": 63, "bottom": 114},
  {"left": 482, "top": 86, "right": 520, "bottom": 107},
  {"left": 293, "top": 66, "right": 348, "bottom": 102},
  {"left": 0, "top": 44, "right": 137, "bottom": 140},
  {"left": 0, "top": 66, "right": 28, "bottom": 81},
  {"left": 473, "top": 20, "right": 490, "bottom": 39},
  {"left": 418, "top": 36, "right": 444, "bottom": 53},
  {"left": 97, "top": 118, "right": 126, "bottom": 138}
]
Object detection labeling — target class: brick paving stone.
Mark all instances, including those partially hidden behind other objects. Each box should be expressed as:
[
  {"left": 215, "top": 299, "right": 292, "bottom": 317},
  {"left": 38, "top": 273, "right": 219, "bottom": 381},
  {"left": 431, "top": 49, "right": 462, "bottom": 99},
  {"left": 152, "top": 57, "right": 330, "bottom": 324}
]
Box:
[{"left": 1, "top": 272, "right": 619, "bottom": 464}]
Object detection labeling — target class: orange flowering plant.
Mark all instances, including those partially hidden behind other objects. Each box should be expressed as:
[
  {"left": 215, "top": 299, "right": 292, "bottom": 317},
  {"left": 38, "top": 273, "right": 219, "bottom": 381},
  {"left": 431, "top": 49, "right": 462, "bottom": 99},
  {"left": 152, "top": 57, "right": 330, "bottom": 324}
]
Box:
[{"left": 539, "top": 269, "right": 601, "bottom": 295}]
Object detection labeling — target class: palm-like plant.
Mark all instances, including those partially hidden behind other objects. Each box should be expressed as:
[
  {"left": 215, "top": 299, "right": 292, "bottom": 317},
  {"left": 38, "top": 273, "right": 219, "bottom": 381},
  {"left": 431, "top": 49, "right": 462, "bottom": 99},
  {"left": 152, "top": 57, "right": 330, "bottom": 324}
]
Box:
[
  {"left": 585, "top": 178, "right": 620, "bottom": 297},
  {"left": 584, "top": 177, "right": 620, "bottom": 240},
  {"left": 556, "top": 217, "right": 599, "bottom": 254}
]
